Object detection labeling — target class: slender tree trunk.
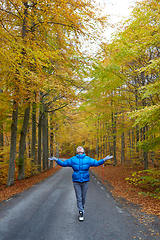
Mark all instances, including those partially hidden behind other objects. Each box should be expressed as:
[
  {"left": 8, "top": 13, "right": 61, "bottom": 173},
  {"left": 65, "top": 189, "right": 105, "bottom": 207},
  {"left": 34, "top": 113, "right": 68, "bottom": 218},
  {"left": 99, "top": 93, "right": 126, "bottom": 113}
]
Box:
[
  {"left": 27, "top": 128, "right": 31, "bottom": 158},
  {"left": 88, "top": 138, "right": 91, "bottom": 157},
  {"left": 31, "top": 102, "right": 36, "bottom": 166},
  {"left": 131, "top": 129, "right": 135, "bottom": 162},
  {"left": 111, "top": 102, "right": 117, "bottom": 166},
  {"left": 112, "top": 116, "right": 117, "bottom": 166},
  {"left": 102, "top": 133, "right": 105, "bottom": 159},
  {"left": 136, "top": 125, "right": 139, "bottom": 160},
  {"left": 143, "top": 125, "right": 148, "bottom": 170},
  {"left": 42, "top": 112, "right": 48, "bottom": 170},
  {"left": 135, "top": 77, "right": 140, "bottom": 161},
  {"left": 104, "top": 135, "right": 107, "bottom": 158},
  {"left": 18, "top": 104, "right": 30, "bottom": 180},
  {"left": 56, "top": 142, "right": 59, "bottom": 159},
  {"left": 96, "top": 137, "right": 99, "bottom": 159},
  {"left": 151, "top": 134, "right": 155, "bottom": 165},
  {"left": 108, "top": 133, "right": 112, "bottom": 156},
  {"left": 121, "top": 114, "right": 125, "bottom": 164},
  {"left": 6, "top": 100, "right": 18, "bottom": 186},
  {"left": 121, "top": 132, "right": 125, "bottom": 164},
  {"left": 54, "top": 125, "right": 57, "bottom": 167},
  {"left": 0, "top": 89, "right": 3, "bottom": 160},
  {"left": 140, "top": 128, "right": 143, "bottom": 163},
  {"left": 17, "top": 1, "right": 30, "bottom": 181},
  {"left": 95, "top": 122, "right": 99, "bottom": 159},
  {"left": 50, "top": 115, "right": 53, "bottom": 168},
  {"left": 141, "top": 72, "right": 148, "bottom": 169},
  {"left": 128, "top": 130, "right": 132, "bottom": 164},
  {"left": 92, "top": 139, "right": 94, "bottom": 158},
  {"left": 151, "top": 150, "right": 155, "bottom": 165},
  {"left": 0, "top": 125, "right": 3, "bottom": 150},
  {"left": 37, "top": 109, "right": 42, "bottom": 172}
]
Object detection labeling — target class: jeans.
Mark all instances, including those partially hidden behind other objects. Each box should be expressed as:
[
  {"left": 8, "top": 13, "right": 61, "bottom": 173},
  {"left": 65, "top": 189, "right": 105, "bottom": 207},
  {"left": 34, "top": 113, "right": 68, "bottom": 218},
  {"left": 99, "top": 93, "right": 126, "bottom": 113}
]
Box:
[{"left": 73, "top": 181, "right": 89, "bottom": 212}]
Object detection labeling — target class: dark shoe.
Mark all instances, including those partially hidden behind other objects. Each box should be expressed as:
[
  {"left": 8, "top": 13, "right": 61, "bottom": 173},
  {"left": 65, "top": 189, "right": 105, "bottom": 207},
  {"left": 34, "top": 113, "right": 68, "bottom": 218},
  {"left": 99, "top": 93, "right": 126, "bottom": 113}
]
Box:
[{"left": 79, "top": 211, "right": 84, "bottom": 221}]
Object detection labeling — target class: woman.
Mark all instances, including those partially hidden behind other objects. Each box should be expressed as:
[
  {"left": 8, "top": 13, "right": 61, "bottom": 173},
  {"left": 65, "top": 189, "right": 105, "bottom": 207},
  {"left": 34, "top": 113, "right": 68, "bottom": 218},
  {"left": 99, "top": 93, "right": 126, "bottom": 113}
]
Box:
[{"left": 49, "top": 146, "right": 113, "bottom": 221}]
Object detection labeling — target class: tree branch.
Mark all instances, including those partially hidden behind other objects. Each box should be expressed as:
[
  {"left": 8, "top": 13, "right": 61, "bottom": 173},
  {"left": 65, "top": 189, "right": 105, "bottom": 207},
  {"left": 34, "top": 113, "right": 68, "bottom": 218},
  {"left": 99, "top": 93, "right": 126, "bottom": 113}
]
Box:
[
  {"left": 0, "top": 8, "right": 20, "bottom": 19},
  {"left": 46, "top": 104, "right": 68, "bottom": 113},
  {"left": 8, "top": 0, "right": 23, "bottom": 19}
]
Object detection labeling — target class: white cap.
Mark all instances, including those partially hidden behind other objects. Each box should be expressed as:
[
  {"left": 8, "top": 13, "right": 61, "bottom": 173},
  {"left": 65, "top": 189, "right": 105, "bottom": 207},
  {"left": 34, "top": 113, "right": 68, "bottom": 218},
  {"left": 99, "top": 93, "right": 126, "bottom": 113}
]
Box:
[{"left": 76, "top": 146, "right": 84, "bottom": 154}]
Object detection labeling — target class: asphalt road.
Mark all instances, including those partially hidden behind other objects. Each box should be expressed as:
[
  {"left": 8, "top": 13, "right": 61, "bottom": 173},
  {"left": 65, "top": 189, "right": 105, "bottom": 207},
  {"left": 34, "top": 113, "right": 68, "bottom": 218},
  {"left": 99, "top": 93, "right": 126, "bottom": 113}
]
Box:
[{"left": 0, "top": 167, "right": 159, "bottom": 240}]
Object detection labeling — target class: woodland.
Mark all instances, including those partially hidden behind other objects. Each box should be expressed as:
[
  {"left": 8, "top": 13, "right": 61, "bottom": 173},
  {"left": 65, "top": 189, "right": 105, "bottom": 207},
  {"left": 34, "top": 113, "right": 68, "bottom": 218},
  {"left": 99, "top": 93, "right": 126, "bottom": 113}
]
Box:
[{"left": 0, "top": 0, "right": 160, "bottom": 211}]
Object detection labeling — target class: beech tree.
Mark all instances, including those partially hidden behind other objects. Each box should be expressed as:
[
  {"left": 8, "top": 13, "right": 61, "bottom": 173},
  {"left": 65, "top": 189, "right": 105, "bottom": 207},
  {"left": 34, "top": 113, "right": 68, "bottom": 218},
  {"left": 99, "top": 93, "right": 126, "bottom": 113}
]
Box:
[
  {"left": 71, "top": 0, "right": 160, "bottom": 169},
  {"left": 0, "top": 0, "right": 107, "bottom": 185}
]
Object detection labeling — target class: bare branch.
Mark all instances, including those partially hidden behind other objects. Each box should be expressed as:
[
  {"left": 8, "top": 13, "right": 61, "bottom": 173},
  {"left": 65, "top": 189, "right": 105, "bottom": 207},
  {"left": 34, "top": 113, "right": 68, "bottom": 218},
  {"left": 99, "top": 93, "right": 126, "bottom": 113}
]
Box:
[
  {"left": 8, "top": 0, "right": 23, "bottom": 19},
  {"left": 0, "top": 8, "right": 20, "bottom": 19}
]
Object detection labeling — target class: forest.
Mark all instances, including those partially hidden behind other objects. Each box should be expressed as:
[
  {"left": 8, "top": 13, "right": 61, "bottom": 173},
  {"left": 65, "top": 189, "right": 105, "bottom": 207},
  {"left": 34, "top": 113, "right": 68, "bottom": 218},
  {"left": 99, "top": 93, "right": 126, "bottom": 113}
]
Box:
[{"left": 0, "top": 0, "right": 160, "bottom": 202}]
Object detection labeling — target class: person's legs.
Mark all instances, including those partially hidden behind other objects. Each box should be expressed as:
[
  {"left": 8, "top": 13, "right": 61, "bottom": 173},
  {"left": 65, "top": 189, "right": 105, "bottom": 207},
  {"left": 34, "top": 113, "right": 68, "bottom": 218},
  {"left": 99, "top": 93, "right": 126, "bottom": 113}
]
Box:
[
  {"left": 73, "top": 182, "right": 83, "bottom": 212},
  {"left": 73, "top": 181, "right": 89, "bottom": 212},
  {"left": 81, "top": 181, "right": 89, "bottom": 208}
]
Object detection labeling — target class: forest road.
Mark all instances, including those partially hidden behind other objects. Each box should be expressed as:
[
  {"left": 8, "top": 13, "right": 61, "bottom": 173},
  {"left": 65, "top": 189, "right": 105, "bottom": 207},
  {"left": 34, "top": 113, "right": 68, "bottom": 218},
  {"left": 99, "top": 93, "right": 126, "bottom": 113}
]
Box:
[{"left": 0, "top": 167, "right": 159, "bottom": 240}]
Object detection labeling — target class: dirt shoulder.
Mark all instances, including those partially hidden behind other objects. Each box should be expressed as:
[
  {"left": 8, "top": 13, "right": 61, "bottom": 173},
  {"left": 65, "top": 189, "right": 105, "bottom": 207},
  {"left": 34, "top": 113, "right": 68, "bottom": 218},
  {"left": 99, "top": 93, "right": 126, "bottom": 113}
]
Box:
[
  {"left": 0, "top": 166, "right": 62, "bottom": 202},
  {"left": 91, "top": 164, "right": 160, "bottom": 217}
]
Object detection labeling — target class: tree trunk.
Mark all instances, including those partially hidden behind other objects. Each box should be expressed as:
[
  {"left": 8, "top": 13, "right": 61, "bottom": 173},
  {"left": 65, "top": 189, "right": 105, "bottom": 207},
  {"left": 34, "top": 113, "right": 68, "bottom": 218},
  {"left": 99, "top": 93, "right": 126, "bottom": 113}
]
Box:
[
  {"left": 135, "top": 78, "right": 140, "bottom": 161},
  {"left": 50, "top": 115, "right": 53, "bottom": 168},
  {"left": 91, "top": 140, "right": 94, "bottom": 158},
  {"left": 136, "top": 125, "right": 139, "bottom": 160},
  {"left": 31, "top": 102, "right": 36, "bottom": 166},
  {"left": 42, "top": 112, "right": 48, "bottom": 170},
  {"left": 56, "top": 142, "right": 59, "bottom": 159},
  {"left": 108, "top": 133, "right": 112, "bottom": 156},
  {"left": 18, "top": 104, "right": 30, "bottom": 180},
  {"left": 112, "top": 108, "right": 117, "bottom": 166},
  {"left": 37, "top": 109, "right": 42, "bottom": 172},
  {"left": 121, "top": 114, "right": 125, "bottom": 164},
  {"left": 121, "top": 132, "right": 125, "bottom": 164},
  {"left": 96, "top": 137, "right": 99, "bottom": 159},
  {"left": 27, "top": 128, "right": 31, "bottom": 158},
  {"left": 112, "top": 121, "right": 117, "bottom": 166},
  {"left": 104, "top": 135, "right": 107, "bottom": 158},
  {"left": 131, "top": 130, "right": 135, "bottom": 162},
  {"left": 143, "top": 125, "right": 148, "bottom": 170},
  {"left": 128, "top": 130, "right": 132, "bottom": 164},
  {"left": 54, "top": 140, "right": 59, "bottom": 167},
  {"left": 0, "top": 89, "right": 3, "bottom": 160},
  {"left": 6, "top": 100, "right": 18, "bottom": 186}
]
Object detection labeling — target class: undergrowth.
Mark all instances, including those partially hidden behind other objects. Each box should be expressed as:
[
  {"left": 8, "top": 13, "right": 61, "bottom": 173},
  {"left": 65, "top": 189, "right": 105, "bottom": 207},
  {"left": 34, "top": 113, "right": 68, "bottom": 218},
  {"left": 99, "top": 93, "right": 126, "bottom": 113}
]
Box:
[{"left": 125, "top": 168, "right": 160, "bottom": 199}]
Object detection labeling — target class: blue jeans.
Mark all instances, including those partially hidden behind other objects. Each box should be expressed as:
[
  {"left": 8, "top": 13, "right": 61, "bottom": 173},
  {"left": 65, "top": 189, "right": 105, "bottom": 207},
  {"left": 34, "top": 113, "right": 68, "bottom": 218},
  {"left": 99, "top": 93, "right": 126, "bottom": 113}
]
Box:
[{"left": 73, "top": 181, "right": 89, "bottom": 212}]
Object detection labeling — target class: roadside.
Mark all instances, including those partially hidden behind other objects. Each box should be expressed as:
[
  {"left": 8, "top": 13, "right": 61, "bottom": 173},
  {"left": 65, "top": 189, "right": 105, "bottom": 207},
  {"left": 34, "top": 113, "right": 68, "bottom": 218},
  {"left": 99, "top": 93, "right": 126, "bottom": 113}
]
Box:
[
  {"left": 91, "top": 165, "right": 160, "bottom": 217},
  {"left": 0, "top": 166, "right": 61, "bottom": 202},
  {"left": 90, "top": 166, "right": 160, "bottom": 239}
]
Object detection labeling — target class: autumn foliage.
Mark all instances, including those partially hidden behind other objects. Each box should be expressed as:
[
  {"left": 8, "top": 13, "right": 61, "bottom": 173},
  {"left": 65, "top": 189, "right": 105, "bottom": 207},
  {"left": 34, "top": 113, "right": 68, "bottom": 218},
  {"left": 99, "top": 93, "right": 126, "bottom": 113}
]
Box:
[{"left": 0, "top": 0, "right": 160, "bottom": 215}]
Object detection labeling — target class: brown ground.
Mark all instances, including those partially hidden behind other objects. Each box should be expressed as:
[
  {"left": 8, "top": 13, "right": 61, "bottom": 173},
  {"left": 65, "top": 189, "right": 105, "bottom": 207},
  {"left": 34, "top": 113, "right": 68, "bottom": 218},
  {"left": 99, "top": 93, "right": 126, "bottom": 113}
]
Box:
[
  {"left": 0, "top": 164, "right": 160, "bottom": 218},
  {"left": 91, "top": 164, "right": 160, "bottom": 217},
  {"left": 0, "top": 166, "right": 62, "bottom": 202}
]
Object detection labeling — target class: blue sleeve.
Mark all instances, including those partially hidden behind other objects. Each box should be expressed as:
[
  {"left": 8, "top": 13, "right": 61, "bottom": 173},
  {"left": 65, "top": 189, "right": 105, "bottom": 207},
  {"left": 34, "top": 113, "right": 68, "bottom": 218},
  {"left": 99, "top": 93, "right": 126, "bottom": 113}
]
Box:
[
  {"left": 89, "top": 158, "right": 104, "bottom": 167},
  {"left": 57, "top": 158, "right": 72, "bottom": 167}
]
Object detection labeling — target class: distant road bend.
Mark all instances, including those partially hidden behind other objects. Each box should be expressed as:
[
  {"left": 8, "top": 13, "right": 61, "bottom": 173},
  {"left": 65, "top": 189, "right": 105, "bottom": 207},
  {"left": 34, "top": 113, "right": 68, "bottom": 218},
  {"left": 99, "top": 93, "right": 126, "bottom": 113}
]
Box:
[{"left": 0, "top": 167, "right": 159, "bottom": 240}]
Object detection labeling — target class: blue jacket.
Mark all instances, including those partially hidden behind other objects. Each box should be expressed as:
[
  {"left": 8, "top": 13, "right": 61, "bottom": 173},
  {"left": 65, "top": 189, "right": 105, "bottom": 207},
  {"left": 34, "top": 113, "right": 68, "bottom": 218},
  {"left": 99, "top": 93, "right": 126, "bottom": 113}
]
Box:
[{"left": 57, "top": 154, "right": 104, "bottom": 183}]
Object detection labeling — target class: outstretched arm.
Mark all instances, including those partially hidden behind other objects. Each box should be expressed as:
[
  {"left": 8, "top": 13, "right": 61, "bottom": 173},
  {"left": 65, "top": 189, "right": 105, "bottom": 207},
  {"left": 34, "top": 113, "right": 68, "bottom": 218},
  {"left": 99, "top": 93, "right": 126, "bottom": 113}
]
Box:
[
  {"left": 48, "top": 157, "right": 71, "bottom": 167},
  {"left": 90, "top": 155, "right": 113, "bottom": 167}
]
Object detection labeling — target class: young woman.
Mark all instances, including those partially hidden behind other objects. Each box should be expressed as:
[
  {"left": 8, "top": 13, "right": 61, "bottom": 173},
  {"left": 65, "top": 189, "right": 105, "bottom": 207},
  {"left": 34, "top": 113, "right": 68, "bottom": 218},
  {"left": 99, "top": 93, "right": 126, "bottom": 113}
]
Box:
[{"left": 49, "top": 146, "right": 113, "bottom": 221}]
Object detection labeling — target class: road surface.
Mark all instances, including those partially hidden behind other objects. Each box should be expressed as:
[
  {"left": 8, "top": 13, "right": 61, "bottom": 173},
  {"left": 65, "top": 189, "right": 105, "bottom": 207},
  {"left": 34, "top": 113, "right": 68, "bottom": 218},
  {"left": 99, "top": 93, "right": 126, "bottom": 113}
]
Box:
[{"left": 0, "top": 167, "right": 159, "bottom": 240}]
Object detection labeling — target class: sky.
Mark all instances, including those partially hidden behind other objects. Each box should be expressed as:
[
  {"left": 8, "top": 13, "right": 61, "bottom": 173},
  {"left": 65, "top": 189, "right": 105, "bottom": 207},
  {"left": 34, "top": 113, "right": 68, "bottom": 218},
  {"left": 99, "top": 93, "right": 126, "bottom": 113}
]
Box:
[{"left": 99, "top": 0, "right": 143, "bottom": 39}]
